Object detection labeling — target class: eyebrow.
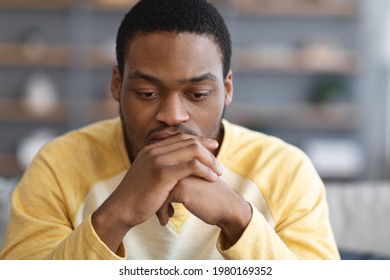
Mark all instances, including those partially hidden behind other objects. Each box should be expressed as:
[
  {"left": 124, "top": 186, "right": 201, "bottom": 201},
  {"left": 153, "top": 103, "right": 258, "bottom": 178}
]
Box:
[
  {"left": 179, "top": 73, "right": 218, "bottom": 84},
  {"left": 128, "top": 70, "right": 162, "bottom": 84},
  {"left": 127, "top": 70, "right": 217, "bottom": 85}
]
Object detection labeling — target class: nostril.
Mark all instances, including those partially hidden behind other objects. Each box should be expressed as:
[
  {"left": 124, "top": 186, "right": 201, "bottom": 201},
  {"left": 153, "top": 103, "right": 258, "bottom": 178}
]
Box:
[{"left": 155, "top": 97, "right": 189, "bottom": 125}]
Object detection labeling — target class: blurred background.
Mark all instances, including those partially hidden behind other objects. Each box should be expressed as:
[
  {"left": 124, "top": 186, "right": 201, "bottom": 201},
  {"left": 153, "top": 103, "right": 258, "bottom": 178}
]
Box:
[{"left": 0, "top": 0, "right": 390, "bottom": 259}]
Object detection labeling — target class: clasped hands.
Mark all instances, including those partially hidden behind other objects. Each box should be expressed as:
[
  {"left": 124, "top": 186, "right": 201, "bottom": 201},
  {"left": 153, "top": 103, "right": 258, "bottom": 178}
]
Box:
[{"left": 92, "top": 133, "right": 251, "bottom": 252}]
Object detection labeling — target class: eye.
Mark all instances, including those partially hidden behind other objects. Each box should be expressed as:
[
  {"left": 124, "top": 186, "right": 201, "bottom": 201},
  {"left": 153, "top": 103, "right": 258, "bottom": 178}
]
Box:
[
  {"left": 134, "top": 90, "right": 160, "bottom": 99},
  {"left": 186, "top": 92, "right": 210, "bottom": 101}
]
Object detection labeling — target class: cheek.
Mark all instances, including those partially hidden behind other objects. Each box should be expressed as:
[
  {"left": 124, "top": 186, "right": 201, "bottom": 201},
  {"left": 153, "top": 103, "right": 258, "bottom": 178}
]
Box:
[
  {"left": 191, "top": 100, "right": 224, "bottom": 136},
  {"left": 205, "top": 94, "right": 225, "bottom": 117},
  {"left": 120, "top": 101, "right": 154, "bottom": 139},
  {"left": 122, "top": 97, "right": 153, "bottom": 122}
]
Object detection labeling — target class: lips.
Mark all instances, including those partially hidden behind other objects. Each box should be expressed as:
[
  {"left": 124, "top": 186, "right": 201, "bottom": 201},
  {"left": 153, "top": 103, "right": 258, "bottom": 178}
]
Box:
[{"left": 149, "top": 131, "right": 176, "bottom": 143}]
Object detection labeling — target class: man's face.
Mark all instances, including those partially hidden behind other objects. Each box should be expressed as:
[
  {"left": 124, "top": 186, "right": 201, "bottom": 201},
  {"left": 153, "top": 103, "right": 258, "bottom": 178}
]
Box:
[{"left": 111, "top": 32, "right": 233, "bottom": 161}]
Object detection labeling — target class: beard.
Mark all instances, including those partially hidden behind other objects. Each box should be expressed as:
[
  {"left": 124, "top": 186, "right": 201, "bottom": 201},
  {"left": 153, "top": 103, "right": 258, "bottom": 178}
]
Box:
[{"left": 119, "top": 104, "right": 226, "bottom": 163}]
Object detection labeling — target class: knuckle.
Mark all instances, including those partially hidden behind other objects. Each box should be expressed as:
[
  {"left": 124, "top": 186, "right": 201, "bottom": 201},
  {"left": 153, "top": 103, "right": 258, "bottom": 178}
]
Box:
[
  {"left": 143, "top": 146, "right": 158, "bottom": 158},
  {"left": 187, "top": 159, "right": 204, "bottom": 174},
  {"left": 176, "top": 132, "right": 191, "bottom": 141},
  {"left": 173, "top": 182, "right": 189, "bottom": 204},
  {"left": 183, "top": 137, "right": 197, "bottom": 146},
  {"left": 187, "top": 159, "right": 199, "bottom": 170},
  {"left": 188, "top": 141, "right": 202, "bottom": 154}
]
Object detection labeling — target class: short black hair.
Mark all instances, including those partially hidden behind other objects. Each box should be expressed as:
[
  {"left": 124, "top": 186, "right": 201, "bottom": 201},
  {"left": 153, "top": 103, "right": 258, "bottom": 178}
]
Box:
[{"left": 115, "top": 0, "right": 232, "bottom": 79}]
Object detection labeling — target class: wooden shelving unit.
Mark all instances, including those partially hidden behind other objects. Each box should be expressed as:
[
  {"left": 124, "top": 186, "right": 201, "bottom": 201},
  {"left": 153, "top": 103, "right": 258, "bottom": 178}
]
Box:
[{"left": 0, "top": 0, "right": 371, "bottom": 181}]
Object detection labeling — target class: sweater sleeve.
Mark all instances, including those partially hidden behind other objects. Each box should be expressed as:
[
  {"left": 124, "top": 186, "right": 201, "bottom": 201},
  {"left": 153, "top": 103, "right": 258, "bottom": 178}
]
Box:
[
  {"left": 45, "top": 214, "right": 126, "bottom": 260},
  {"left": 217, "top": 202, "right": 297, "bottom": 260},
  {"left": 217, "top": 202, "right": 297, "bottom": 259},
  {"left": 0, "top": 149, "right": 125, "bottom": 260},
  {"left": 216, "top": 155, "right": 340, "bottom": 260}
]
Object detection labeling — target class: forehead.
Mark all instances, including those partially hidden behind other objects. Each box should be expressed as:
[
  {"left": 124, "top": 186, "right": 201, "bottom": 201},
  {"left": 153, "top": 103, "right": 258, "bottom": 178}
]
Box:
[
  {"left": 127, "top": 31, "right": 220, "bottom": 53},
  {"left": 124, "top": 32, "right": 223, "bottom": 77}
]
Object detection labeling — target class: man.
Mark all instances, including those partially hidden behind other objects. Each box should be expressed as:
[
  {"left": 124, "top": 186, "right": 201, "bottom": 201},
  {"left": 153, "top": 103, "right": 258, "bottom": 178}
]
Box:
[{"left": 0, "top": 0, "right": 339, "bottom": 260}]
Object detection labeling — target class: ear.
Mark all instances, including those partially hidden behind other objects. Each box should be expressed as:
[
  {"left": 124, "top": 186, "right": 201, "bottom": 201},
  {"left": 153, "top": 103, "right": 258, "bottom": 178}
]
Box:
[
  {"left": 224, "top": 70, "right": 233, "bottom": 106},
  {"left": 111, "top": 66, "right": 122, "bottom": 102}
]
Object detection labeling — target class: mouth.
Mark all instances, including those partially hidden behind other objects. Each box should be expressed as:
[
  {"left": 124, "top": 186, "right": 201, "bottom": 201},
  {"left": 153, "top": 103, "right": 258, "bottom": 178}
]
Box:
[{"left": 149, "top": 131, "right": 176, "bottom": 144}]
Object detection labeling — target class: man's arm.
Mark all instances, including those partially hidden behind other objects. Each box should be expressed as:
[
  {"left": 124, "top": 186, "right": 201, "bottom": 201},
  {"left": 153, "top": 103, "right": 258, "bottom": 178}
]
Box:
[{"left": 0, "top": 150, "right": 113, "bottom": 260}]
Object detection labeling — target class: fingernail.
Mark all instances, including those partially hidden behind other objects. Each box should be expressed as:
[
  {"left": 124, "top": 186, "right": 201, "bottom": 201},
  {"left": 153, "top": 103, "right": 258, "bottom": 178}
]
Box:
[{"left": 206, "top": 138, "right": 219, "bottom": 147}]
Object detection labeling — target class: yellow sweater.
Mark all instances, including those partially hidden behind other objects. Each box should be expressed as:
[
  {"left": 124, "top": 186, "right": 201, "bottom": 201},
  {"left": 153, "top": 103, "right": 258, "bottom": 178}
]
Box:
[{"left": 0, "top": 118, "right": 339, "bottom": 259}]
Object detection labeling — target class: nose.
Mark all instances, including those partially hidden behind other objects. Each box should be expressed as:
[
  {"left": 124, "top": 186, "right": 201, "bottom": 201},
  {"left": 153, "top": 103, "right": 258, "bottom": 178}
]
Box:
[{"left": 155, "top": 93, "right": 189, "bottom": 126}]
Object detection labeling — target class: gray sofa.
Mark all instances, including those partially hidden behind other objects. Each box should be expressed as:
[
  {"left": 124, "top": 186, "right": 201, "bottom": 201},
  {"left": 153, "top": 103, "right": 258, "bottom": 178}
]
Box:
[
  {"left": 326, "top": 181, "right": 390, "bottom": 259},
  {"left": 0, "top": 177, "right": 17, "bottom": 251}
]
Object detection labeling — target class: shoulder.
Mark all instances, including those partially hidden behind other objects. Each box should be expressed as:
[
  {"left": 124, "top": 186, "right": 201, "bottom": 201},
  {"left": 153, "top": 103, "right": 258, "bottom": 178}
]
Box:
[
  {"left": 220, "top": 119, "right": 308, "bottom": 172},
  {"left": 43, "top": 118, "right": 120, "bottom": 153},
  {"left": 36, "top": 118, "right": 126, "bottom": 177}
]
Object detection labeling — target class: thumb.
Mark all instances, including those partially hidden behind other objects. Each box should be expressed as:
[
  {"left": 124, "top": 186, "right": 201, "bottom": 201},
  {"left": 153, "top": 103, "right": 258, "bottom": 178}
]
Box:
[{"left": 200, "top": 137, "right": 219, "bottom": 151}]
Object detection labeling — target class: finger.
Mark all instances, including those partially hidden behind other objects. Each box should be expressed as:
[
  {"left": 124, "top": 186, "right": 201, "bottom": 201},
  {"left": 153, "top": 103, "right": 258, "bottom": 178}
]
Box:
[
  {"left": 156, "top": 200, "right": 174, "bottom": 226},
  {"left": 199, "top": 136, "right": 219, "bottom": 151},
  {"left": 146, "top": 137, "right": 204, "bottom": 158},
  {"left": 166, "top": 159, "right": 220, "bottom": 182},
  {"left": 152, "top": 141, "right": 223, "bottom": 177},
  {"left": 143, "top": 135, "right": 223, "bottom": 177},
  {"left": 148, "top": 132, "right": 219, "bottom": 151}
]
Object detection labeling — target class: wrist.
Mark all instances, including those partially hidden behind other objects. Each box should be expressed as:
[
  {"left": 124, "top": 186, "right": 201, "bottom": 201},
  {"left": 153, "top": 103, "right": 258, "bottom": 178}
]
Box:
[
  {"left": 92, "top": 203, "right": 131, "bottom": 254},
  {"left": 218, "top": 201, "right": 252, "bottom": 248}
]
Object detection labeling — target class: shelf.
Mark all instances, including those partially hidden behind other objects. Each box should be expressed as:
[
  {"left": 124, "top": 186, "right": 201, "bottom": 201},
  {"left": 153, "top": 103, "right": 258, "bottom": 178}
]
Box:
[
  {"left": 228, "top": 103, "right": 361, "bottom": 131},
  {"left": 0, "top": 99, "right": 117, "bottom": 124},
  {"left": 86, "top": 46, "right": 116, "bottom": 68},
  {"left": 230, "top": 0, "right": 359, "bottom": 18},
  {"left": 233, "top": 48, "right": 358, "bottom": 76},
  {"left": 0, "top": 154, "right": 23, "bottom": 177},
  {"left": 232, "top": 65, "right": 357, "bottom": 76},
  {"left": 0, "top": 0, "right": 69, "bottom": 9},
  {"left": 0, "top": 0, "right": 136, "bottom": 11},
  {"left": 91, "top": 0, "right": 138, "bottom": 11},
  {"left": 0, "top": 43, "right": 70, "bottom": 68},
  {"left": 0, "top": 99, "right": 68, "bottom": 123},
  {"left": 0, "top": 43, "right": 118, "bottom": 69}
]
